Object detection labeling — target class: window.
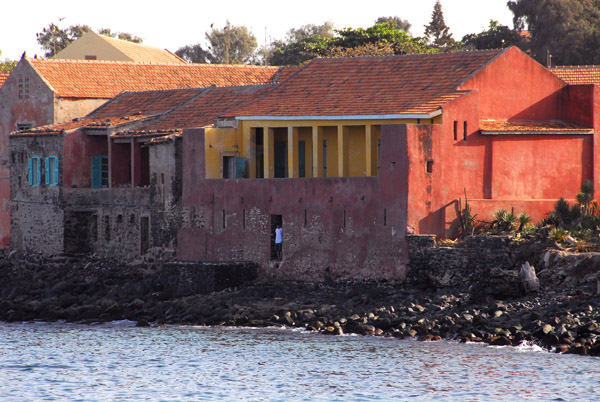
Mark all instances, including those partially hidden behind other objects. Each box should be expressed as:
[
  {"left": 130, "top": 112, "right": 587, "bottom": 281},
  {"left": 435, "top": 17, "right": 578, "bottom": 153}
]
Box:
[
  {"left": 453, "top": 121, "right": 458, "bottom": 140},
  {"left": 427, "top": 160, "right": 434, "bottom": 174},
  {"left": 45, "top": 156, "right": 59, "bottom": 186},
  {"left": 28, "top": 157, "right": 41, "bottom": 186},
  {"left": 91, "top": 155, "right": 109, "bottom": 188},
  {"left": 17, "top": 123, "right": 32, "bottom": 131},
  {"left": 85, "top": 55, "right": 97, "bottom": 60},
  {"left": 463, "top": 121, "right": 468, "bottom": 141}
]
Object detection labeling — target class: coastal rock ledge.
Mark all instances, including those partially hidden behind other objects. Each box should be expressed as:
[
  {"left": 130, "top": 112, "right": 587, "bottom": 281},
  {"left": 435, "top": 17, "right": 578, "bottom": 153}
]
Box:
[{"left": 1, "top": 235, "right": 600, "bottom": 357}]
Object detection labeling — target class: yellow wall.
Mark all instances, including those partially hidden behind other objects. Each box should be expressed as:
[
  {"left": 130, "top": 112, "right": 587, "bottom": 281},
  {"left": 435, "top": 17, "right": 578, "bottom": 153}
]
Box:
[
  {"left": 205, "top": 117, "right": 441, "bottom": 179},
  {"left": 204, "top": 127, "right": 239, "bottom": 179}
]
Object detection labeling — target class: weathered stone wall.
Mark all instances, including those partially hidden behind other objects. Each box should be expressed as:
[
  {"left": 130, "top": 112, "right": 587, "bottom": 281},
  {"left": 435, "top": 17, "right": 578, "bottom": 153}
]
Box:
[
  {"left": 148, "top": 139, "right": 181, "bottom": 254},
  {"left": 10, "top": 134, "right": 65, "bottom": 254},
  {"left": 62, "top": 188, "right": 152, "bottom": 258},
  {"left": 406, "top": 234, "right": 600, "bottom": 298}
]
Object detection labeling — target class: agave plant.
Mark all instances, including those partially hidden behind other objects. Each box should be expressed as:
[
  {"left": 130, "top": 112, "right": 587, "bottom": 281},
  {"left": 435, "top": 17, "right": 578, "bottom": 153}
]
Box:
[
  {"left": 517, "top": 213, "right": 531, "bottom": 231},
  {"left": 493, "top": 209, "right": 517, "bottom": 232}
]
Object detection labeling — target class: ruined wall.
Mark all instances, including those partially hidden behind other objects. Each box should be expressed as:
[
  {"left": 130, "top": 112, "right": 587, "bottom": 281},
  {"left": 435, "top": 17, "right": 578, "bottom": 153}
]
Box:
[
  {"left": 10, "top": 134, "right": 64, "bottom": 254},
  {"left": 148, "top": 139, "right": 182, "bottom": 254},
  {"left": 178, "top": 126, "right": 409, "bottom": 282},
  {"left": 62, "top": 188, "right": 152, "bottom": 258}
]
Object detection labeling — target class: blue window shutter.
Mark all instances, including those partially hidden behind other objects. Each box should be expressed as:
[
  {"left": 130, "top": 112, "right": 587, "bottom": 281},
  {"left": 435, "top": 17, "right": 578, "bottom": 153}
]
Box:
[
  {"left": 54, "top": 157, "right": 59, "bottom": 185},
  {"left": 29, "top": 157, "right": 40, "bottom": 186},
  {"left": 236, "top": 157, "right": 246, "bottom": 178},
  {"left": 91, "top": 155, "right": 102, "bottom": 188},
  {"left": 28, "top": 158, "right": 33, "bottom": 186},
  {"left": 36, "top": 158, "right": 40, "bottom": 186},
  {"left": 45, "top": 157, "right": 50, "bottom": 185}
]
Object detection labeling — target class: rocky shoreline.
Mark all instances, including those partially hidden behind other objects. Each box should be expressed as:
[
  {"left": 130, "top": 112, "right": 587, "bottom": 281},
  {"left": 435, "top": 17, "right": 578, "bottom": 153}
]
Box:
[{"left": 2, "top": 240, "right": 600, "bottom": 357}]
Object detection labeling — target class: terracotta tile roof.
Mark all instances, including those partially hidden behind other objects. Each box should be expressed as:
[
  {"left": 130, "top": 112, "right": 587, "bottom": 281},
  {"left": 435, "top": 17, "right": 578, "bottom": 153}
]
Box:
[
  {"left": 480, "top": 120, "right": 593, "bottom": 135},
  {"left": 10, "top": 115, "right": 148, "bottom": 136},
  {"left": 29, "top": 58, "right": 284, "bottom": 99},
  {"left": 88, "top": 88, "right": 203, "bottom": 119},
  {"left": 139, "top": 85, "right": 273, "bottom": 131},
  {"left": 225, "top": 49, "right": 505, "bottom": 119},
  {"left": 551, "top": 66, "right": 600, "bottom": 86},
  {"left": 0, "top": 73, "right": 9, "bottom": 89},
  {"left": 98, "top": 34, "right": 185, "bottom": 64}
]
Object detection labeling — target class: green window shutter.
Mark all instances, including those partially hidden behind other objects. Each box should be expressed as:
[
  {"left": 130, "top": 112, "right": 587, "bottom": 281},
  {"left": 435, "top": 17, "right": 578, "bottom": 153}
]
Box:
[
  {"left": 91, "top": 155, "right": 103, "bottom": 188},
  {"left": 236, "top": 157, "right": 246, "bottom": 178},
  {"left": 298, "top": 141, "right": 305, "bottom": 178}
]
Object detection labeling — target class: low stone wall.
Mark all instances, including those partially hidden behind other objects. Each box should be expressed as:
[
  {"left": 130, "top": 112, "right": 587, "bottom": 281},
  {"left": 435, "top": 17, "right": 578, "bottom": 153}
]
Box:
[{"left": 406, "top": 234, "right": 600, "bottom": 297}]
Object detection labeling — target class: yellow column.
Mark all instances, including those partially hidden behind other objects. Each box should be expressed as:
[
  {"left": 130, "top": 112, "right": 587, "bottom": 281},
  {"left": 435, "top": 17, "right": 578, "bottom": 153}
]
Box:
[
  {"left": 287, "top": 126, "right": 298, "bottom": 178},
  {"left": 365, "top": 124, "right": 372, "bottom": 177},
  {"left": 337, "top": 125, "right": 345, "bottom": 177},
  {"left": 312, "top": 126, "right": 322, "bottom": 178},
  {"left": 264, "top": 127, "right": 274, "bottom": 178}
]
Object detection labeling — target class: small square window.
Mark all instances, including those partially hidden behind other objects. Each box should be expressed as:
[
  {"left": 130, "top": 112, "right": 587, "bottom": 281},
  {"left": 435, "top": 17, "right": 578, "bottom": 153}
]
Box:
[{"left": 426, "top": 160, "right": 434, "bottom": 174}]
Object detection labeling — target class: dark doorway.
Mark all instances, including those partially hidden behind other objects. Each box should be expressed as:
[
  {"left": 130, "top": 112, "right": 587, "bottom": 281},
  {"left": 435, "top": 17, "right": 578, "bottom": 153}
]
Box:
[
  {"left": 270, "top": 214, "right": 282, "bottom": 260},
  {"left": 255, "top": 128, "right": 264, "bottom": 178},
  {"left": 64, "top": 211, "right": 98, "bottom": 255},
  {"left": 222, "top": 156, "right": 235, "bottom": 178},
  {"left": 140, "top": 216, "right": 150, "bottom": 255}
]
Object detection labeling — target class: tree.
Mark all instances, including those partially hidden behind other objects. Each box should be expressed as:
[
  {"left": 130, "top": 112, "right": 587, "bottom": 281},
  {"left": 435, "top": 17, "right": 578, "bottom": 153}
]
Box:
[
  {"left": 36, "top": 24, "right": 143, "bottom": 57},
  {"left": 424, "top": 0, "right": 456, "bottom": 50},
  {"left": 205, "top": 21, "right": 258, "bottom": 64},
  {"left": 508, "top": 0, "right": 600, "bottom": 65},
  {"left": 0, "top": 51, "right": 17, "bottom": 73},
  {"left": 267, "top": 22, "right": 334, "bottom": 66},
  {"left": 375, "top": 16, "right": 411, "bottom": 33},
  {"left": 461, "top": 20, "right": 523, "bottom": 50},
  {"left": 326, "top": 22, "right": 429, "bottom": 56},
  {"left": 175, "top": 44, "right": 215, "bottom": 63},
  {"left": 98, "top": 28, "right": 143, "bottom": 43}
]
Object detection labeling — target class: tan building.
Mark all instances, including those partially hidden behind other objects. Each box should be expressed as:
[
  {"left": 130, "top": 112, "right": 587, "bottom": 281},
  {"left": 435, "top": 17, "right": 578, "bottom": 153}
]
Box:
[{"left": 53, "top": 31, "right": 185, "bottom": 64}]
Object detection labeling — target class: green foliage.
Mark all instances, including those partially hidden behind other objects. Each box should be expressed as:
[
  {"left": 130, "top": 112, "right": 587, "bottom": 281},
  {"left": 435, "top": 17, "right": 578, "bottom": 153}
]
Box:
[
  {"left": 424, "top": 0, "right": 456, "bottom": 50},
  {"left": 205, "top": 21, "right": 258, "bottom": 64},
  {"left": 375, "top": 16, "right": 412, "bottom": 33},
  {"left": 549, "top": 227, "right": 569, "bottom": 243},
  {"left": 327, "top": 23, "right": 429, "bottom": 54},
  {"left": 508, "top": 0, "right": 600, "bottom": 65},
  {"left": 576, "top": 179, "right": 594, "bottom": 215},
  {"left": 175, "top": 44, "right": 215, "bottom": 63},
  {"left": 268, "top": 34, "right": 330, "bottom": 66},
  {"left": 98, "top": 28, "right": 143, "bottom": 43},
  {"left": 458, "top": 191, "right": 477, "bottom": 237},
  {"left": 492, "top": 209, "right": 517, "bottom": 232},
  {"left": 0, "top": 56, "right": 17, "bottom": 73},
  {"left": 517, "top": 213, "right": 532, "bottom": 231},
  {"left": 461, "top": 20, "right": 523, "bottom": 50},
  {"left": 554, "top": 197, "right": 572, "bottom": 227}
]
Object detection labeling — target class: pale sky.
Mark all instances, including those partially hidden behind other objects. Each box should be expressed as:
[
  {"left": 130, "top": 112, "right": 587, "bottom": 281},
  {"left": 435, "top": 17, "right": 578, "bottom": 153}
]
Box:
[{"left": 0, "top": 0, "right": 515, "bottom": 61}]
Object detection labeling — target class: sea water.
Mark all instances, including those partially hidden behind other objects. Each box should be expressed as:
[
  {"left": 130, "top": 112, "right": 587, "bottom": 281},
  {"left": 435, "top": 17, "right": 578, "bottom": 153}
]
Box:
[{"left": 0, "top": 321, "right": 598, "bottom": 401}]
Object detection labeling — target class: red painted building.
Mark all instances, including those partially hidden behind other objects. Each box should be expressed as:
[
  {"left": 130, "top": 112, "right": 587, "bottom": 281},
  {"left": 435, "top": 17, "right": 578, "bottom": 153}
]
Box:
[{"left": 177, "top": 47, "right": 598, "bottom": 281}]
